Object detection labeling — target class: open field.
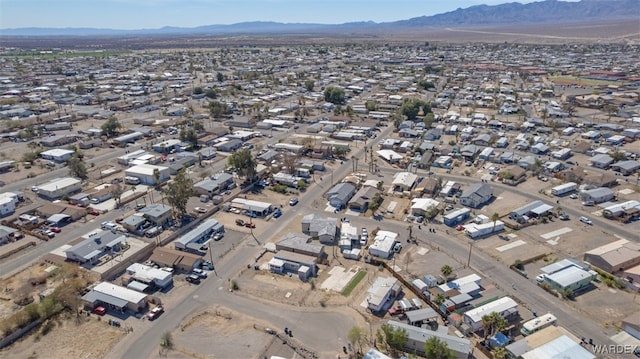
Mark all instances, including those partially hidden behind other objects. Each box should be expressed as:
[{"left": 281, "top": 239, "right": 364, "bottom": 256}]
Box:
[
  {"left": 549, "top": 76, "right": 624, "bottom": 87},
  {"left": 0, "top": 19, "right": 637, "bottom": 50},
  {"left": 0, "top": 313, "right": 124, "bottom": 359}
]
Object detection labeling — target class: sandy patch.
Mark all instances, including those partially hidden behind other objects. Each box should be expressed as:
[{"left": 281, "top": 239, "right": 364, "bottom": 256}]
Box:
[{"left": 0, "top": 313, "right": 124, "bottom": 359}]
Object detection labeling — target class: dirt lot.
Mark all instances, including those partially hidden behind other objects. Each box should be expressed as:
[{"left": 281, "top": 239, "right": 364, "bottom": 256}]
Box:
[
  {"left": 0, "top": 263, "right": 52, "bottom": 319},
  {"left": 154, "top": 305, "right": 297, "bottom": 359},
  {"left": 0, "top": 313, "right": 124, "bottom": 359}
]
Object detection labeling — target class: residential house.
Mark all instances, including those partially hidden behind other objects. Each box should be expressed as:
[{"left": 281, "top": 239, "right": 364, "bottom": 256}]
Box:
[
  {"left": 459, "top": 183, "right": 493, "bottom": 209},
  {"left": 392, "top": 172, "right": 418, "bottom": 192},
  {"left": 300, "top": 214, "right": 337, "bottom": 244},
  {"left": 589, "top": 154, "right": 614, "bottom": 169},
  {"left": 580, "top": 187, "right": 615, "bottom": 204},
  {"left": 275, "top": 232, "right": 326, "bottom": 259},
  {"left": 386, "top": 320, "right": 471, "bottom": 359},
  {"left": 325, "top": 183, "right": 356, "bottom": 209},
  {"left": 348, "top": 186, "right": 380, "bottom": 212},
  {"left": 138, "top": 204, "right": 173, "bottom": 227},
  {"left": 611, "top": 160, "right": 640, "bottom": 176}
]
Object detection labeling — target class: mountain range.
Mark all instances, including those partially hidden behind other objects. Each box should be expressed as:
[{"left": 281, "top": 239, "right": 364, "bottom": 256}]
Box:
[{"left": 1, "top": 0, "right": 638, "bottom": 37}]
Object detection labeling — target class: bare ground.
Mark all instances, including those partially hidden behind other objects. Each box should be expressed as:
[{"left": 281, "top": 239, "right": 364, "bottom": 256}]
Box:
[{"left": 0, "top": 313, "right": 124, "bottom": 359}]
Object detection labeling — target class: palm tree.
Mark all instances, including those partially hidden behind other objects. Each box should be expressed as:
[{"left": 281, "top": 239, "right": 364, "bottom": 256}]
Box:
[
  {"left": 441, "top": 264, "right": 453, "bottom": 278},
  {"left": 434, "top": 293, "right": 445, "bottom": 306},
  {"left": 491, "top": 212, "right": 500, "bottom": 233},
  {"left": 407, "top": 225, "right": 413, "bottom": 240}
]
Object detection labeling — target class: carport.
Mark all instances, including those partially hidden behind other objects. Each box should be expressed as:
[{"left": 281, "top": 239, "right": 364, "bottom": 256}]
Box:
[
  {"left": 47, "top": 213, "right": 72, "bottom": 226},
  {"left": 406, "top": 308, "right": 438, "bottom": 325},
  {"left": 127, "top": 281, "right": 150, "bottom": 293}
]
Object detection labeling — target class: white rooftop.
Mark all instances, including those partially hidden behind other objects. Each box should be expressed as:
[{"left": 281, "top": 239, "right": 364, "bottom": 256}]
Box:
[{"left": 93, "top": 281, "right": 147, "bottom": 304}]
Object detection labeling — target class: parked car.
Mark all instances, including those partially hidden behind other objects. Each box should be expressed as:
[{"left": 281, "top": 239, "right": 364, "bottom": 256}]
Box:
[
  {"left": 388, "top": 305, "right": 404, "bottom": 316},
  {"left": 579, "top": 216, "right": 593, "bottom": 225},
  {"left": 559, "top": 213, "right": 570, "bottom": 221},
  {"left": 192, "top": 268, "right": 207, "bottom": 278},
  {"left": 194, "top": 207, "right": 207, "bottom": 214},
  {"left": 536, "top": 274, "right": 548, "bottom": 284},
  {"left": 245, "top": 222, "right": 256, "bottom": 229},
  {"left": 49, "top": 227, "right": 61, "bottom": 233},
  {"left": 45, "top": 230, "right": 56, "bottom": 238},
  {"left": 393, "top": 243, "right": 403, "bottom": 253},
  {"left": 273, "top": 208, "right": 282, "bottom": 218},
  {"left": 289, "top": 197, "right": 299, "bottom": 206},
  {"left": 456, "top": 224, "right": 465, "bottom": 231},
  {"left": 88, "top": 209, "right": 100, "bottom": 216},
  {"left": 147, "top": 306, "right": 164, "bottom": 320},
  {"left": 93, "top": 306, "right": 106, "bottom": 316},
  {"left": 235, "top": 219, "right": 245, "bottom": 226},
  {"left": 213, "top": 233, "right": 224, "bottom": 241},
  {"left": 569, "top": 193, "right": 578, "bottom": 199},
  {"left": 31, "top": 186, "right": 39, "bottom": 192},
  {"left": 186, "top": 274, "right": 200, "bottom": 284}
]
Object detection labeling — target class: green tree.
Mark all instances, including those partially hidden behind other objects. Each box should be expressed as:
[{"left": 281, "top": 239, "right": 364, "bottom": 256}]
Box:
[
  {"left": 399, "top": 98, "right": 431, "bottom": 121},
  {"left": 101, "top": 116, "right": 122, "bottom": 138},
  {"left": 368, "top": 193, "right": 382, "bottom": 213},
  {"left": 216, "top": 72, "right": 224, "bottom": 82},
  {"left": 205, "top": 89, "right": 217, "bottom": 99},
  {"left": 67, "top": 154, "right": 87, "bottom": 179},
  {"left": 609, "top": 150, "right": 625, "bottom": 162},
  {"left": 434, "top": 293, "right": 445, "bottom": 306},
  {"left": 227, "top": 148, "right": 257, "bottom": 180},
  {"left": 333, "top": 146, "right": 347, "bottom": 158},
  {"left": 179, "top": 127, "right": 198, "bottom": 148},
  {"left": 424, "top": 336, "right": 456, "bottom": 359},
  {"left": 417, "top": 79, "right": 435, "bottom": 91},
  {"left": 378, "top": 323, "right": 408, "bottom": 353},
  {"left": 365, "top": 100, "right": 378, "bottom": 112},
  {"left": 209, "top": 101, "right": 231, "bottom": 118},
  {"left": 164, "top": 169, "right": 195, "bottom": 217},
  {"left": 440, "top": 264, "right": 453, "bottom": 278},
  {"left": 324, "top": 86, "right": 345, "bottom": 105},
  {"left": 493, "top": 346, "right": 508, "bottom": 359},
  {"left": 347, "top": 326, "right": 369, "bottom": 354},
  {"left": 423, "top": 112, "right": 435, "bottom": 128},
  {"left": 193, "top": 87, "right": 204, "bottom": 95},
  {"left": 304, "top": 79, "right": 315, "bottom": 92}
]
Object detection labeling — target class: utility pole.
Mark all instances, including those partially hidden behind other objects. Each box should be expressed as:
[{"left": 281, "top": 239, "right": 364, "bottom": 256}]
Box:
[{"left": 467, "top": 241, "right": 473, "bottom": 268}]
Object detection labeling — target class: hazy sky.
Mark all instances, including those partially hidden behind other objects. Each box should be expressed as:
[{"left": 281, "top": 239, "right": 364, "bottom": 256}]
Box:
[{"left": 0, "top": 0, "right": 575, "bottom": 29}]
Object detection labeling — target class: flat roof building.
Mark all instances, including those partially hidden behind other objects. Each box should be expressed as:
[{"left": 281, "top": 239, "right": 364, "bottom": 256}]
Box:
[
  {"left": 463, "top": 297, "right": 518, "bottom": 331},
  {"left": 584, "top": 239, "right": 640, "bottom": 274},
  {"left": 37, "top": 177, "right": 82, "bottom": 200},
  {"left": 82, "top": 281, "right": 148, "bottom": 313}
]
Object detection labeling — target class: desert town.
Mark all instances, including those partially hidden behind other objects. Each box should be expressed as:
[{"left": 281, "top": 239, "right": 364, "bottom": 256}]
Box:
[{"left": 0, "top": 41, "right": 639, "bottom": 359}]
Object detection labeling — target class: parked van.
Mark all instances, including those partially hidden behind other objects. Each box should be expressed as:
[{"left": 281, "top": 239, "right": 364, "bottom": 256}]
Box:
[
  {"left": 125, "top": 176, "right": 141, "bottom": 185},
  {"left": 101, "top": 222, "right": 118, "bottom": 231},
  {"left": 145, "top": 226, "right": 162, "bottom": 238}
]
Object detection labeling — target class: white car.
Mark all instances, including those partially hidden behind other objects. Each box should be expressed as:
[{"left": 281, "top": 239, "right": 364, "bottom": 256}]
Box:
[
  {"left": 579, "top": 216, "right": 593, "bottom": 225},
  {"left": 194, "top": 207, "right": 207, "bottom": 214},
  {"left": 536, "top": 274, "right": 547, "bottom": 283},
  {"left": 569, "top": 193, "right": 578, "bottom": 199}
]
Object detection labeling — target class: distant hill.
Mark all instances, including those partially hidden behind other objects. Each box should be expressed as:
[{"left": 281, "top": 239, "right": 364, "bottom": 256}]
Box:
[
  {"left": 388, "top": 0, "right": 639, "bottom": 27},
  {"left": 0, "top": 0, "right": 637, "bottom": 36}
]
